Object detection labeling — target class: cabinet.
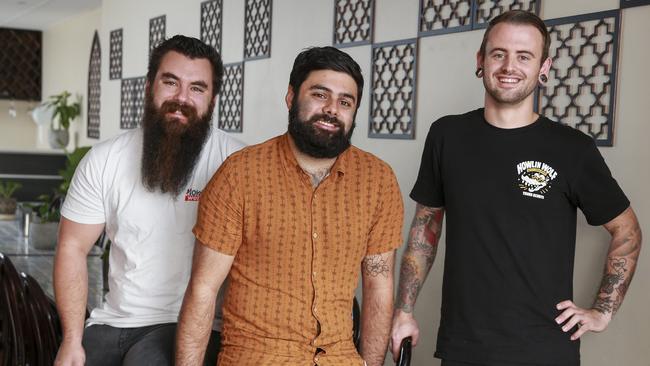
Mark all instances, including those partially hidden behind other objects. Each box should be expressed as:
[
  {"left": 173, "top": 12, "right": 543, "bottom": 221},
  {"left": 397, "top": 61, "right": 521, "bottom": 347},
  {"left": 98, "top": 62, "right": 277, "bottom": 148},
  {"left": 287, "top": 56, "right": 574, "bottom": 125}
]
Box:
[{"left": 0, "top": 28, "right": 42, "bottom": 101}]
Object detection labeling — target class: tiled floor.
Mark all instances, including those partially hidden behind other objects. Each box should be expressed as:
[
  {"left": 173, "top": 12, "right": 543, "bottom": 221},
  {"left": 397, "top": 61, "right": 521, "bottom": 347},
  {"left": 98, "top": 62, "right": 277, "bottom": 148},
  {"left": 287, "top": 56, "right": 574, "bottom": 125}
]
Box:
[{"left": 0, "top": 219, "right": 104, "bottom": 309}]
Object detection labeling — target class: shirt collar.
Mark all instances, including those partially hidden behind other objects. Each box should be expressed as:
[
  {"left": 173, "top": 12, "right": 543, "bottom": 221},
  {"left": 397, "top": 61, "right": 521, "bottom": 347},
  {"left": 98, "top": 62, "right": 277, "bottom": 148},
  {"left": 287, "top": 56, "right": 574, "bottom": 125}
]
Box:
[{"left": 279, "top": 133, "right": 348, "bottom": 178}]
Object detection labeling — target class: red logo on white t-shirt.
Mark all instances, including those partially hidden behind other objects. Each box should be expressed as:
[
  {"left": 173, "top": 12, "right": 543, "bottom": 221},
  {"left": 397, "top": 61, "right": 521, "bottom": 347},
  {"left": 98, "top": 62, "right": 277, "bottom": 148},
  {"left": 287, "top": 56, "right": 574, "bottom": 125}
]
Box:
[{"left": 184, "top": 188, "right": 201, "bottom": 201}]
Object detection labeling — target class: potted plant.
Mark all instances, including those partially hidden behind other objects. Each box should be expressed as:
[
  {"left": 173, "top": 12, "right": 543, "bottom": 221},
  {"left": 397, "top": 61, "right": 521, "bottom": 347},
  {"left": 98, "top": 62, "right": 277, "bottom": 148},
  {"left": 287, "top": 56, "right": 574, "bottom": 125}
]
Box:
[
  {"left": 0, "top": 180, "right": 22, "bottom": 219},
  {"left": 29, "top": 146, "right": 91, "bottom": 249},
  {"left": 46, "top": 91, "right": 81, "bottom": 149}
]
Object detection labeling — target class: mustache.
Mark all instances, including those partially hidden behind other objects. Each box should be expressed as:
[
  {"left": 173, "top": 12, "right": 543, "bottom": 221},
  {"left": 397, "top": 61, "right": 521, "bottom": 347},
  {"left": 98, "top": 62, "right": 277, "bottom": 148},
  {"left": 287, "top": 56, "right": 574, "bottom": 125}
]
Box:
[
  {"left": 306, "top": 113, "right": 343, "bottom": 129},
  {"left": 160, "top": 100, "right": 197, "bottom": 119}
]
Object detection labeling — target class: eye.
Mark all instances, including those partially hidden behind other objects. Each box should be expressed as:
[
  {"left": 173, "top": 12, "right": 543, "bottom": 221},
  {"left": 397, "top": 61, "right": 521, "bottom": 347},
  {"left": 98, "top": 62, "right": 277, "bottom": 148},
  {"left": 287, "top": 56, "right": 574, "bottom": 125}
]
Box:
[
  {"left": 493, "top": 52, "right": 505, "bottom": 60},
  {"left": 312, "top": 92, "right": 326, "bottom": 99},
  {"left": 191, "top": 85, "right": 206, "bottom": 93},
  {"left": 340, "top": 99, "right": 352, "bottom": 108},
  {"left": 518, "top": 54, "right": 531, "bottom": 62},
  {"left": 163, "top": 80, "right": 177, "bottom": 86}
]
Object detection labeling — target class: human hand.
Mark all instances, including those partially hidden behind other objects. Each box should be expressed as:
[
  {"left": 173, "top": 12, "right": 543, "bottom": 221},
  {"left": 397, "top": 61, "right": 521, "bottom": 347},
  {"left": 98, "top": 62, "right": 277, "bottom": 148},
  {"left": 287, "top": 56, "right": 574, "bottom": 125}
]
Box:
[
  {"left": 555, "top": 300, "right": 612, "bottom": 340},
  {"left": 54, "top": 339, "right": 85, "bottom": 366},
  {"left": 390, "top": 310, "right": 419, "bottom": 361}
]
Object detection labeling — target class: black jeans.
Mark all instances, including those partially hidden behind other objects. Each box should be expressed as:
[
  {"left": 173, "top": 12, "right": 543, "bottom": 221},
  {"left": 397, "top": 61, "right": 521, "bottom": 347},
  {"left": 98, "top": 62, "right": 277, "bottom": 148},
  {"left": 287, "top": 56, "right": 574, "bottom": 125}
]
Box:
[{"left": 82, "top": 323, "right": 221, "bottom": 366}]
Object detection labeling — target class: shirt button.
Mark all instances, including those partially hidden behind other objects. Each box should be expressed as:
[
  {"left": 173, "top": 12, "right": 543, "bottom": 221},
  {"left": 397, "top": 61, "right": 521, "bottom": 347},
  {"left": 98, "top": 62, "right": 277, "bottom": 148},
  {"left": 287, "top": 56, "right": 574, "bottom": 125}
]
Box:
[{"left": 312, "top": 232, "right": 318, "bottom": 239}]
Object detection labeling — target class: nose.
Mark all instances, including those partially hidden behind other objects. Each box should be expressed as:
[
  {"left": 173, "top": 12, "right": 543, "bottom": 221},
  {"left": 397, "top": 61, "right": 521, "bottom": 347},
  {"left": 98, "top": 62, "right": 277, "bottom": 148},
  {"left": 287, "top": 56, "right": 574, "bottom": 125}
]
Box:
[
  {"left": 174, "top": 86, "right": 190, "bottom": 103},
  {"left": 501, "top": 55, "right": 516, "bottom": 73},
  {"left": 323, "top": 98, "right": 338, "bottom": 116}
]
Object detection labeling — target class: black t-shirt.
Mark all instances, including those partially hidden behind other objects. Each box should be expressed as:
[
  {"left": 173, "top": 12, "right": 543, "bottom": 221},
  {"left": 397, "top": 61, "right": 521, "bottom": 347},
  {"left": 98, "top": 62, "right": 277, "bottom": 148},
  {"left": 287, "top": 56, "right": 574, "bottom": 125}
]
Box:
[{"left": 411, "top": 109, "right": 629, "bottom": 365}]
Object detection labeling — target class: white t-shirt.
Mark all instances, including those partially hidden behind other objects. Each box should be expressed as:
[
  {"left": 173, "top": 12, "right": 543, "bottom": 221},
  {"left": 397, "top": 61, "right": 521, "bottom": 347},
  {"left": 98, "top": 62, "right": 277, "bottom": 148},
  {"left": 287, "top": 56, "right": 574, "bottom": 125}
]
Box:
[{"left": 61, "top": 127, "right": 245, "bottom": 328}]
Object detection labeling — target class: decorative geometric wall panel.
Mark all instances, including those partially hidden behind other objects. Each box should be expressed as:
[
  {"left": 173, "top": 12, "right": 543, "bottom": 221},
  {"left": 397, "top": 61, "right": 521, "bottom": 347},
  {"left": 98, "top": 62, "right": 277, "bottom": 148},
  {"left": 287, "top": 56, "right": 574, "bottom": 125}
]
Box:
[
  {"left": 418, "top": 0, "right": 473, "bottom": 36},
  {"left": 120, "top": 77, "right": 146, "bottom": 129},
  {"left": 538, "top": 10, "right": 620, "bottom": 146},
  {"left": 473, "top": 0, "right": 540, "bottom": 29},
  {"left": 333, "top": 0, "right": 374, "bottom": 47},
  {"left": 149, "top": 15, "right": 166, "bottom": 54},
  {"left": 620, "top": 0, "right": 650, "bottom": 8},
  {"left": 218, "top": 63, "right": 244, "bottom": 133},
  {"left": 244, "top": 0, "right": 272, "bottom": 60},
  {"left": 0, "top": 28, "right": 41, "bottom": 101},
  {"left": 201, "top": 0, "right": 223, "bottom": 52},
  {"left": 369, "top": 39, "right": 417, "bottom": 139},
  {"left": 109, "top": 29, "right": 123, "bottom": 80},
  {"left": 87, "top": 31, "right": 101, "bottom": 139}
]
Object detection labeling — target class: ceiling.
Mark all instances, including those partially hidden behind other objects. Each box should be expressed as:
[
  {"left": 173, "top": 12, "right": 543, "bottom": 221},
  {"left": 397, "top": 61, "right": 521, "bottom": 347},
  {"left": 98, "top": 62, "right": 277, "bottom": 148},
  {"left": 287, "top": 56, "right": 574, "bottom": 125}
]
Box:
[{"left": 0, "top": 0, "right": 101, "bottom": 31}]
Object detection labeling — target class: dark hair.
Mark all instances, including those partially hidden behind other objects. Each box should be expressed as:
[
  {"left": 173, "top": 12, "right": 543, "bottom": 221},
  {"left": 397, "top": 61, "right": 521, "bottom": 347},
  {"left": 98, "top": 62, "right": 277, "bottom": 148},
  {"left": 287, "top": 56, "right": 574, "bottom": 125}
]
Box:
[
  {"left": 479, "top": 10, "right": 550, "bottom": 64},
  {"left": 147, "top": 35, "right": 224, "bottom": 96},
  {"left": 289, "top": 46, "right": 364, "bottom": 109}
]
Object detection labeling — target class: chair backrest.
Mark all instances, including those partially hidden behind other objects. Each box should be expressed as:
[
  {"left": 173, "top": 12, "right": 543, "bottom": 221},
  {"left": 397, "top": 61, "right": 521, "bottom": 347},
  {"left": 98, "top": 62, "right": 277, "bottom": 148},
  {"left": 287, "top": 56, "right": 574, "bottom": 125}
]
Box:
[
  {"left": 0, "top": 253, "right": 27, "bottom": 365},
  {"left": 0, "top": 254, "right": 62, "bottom": 366}
]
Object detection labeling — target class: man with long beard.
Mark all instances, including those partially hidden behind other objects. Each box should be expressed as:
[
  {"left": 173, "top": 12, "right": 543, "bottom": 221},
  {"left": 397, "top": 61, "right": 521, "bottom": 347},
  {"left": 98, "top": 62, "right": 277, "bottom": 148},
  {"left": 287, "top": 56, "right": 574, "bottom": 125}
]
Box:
[
  {"left": 53, "top": 35, "right": 244, "bottom": 366},
  {"left": 175, "top": 46, "right": 404, "bottom": 366},
  {"left": 390, "top": 10, "right": 641, "bottom": 366}
]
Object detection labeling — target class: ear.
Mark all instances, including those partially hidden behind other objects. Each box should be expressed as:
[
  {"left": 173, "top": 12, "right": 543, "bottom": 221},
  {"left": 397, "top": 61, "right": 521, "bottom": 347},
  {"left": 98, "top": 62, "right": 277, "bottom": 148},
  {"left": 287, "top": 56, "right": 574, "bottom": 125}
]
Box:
[
  {"left": 476, "top": 50, "right": 484, "bottom": 71},
  {"left": 540, "top": 56, "right": 552, "bottom": 77},
  {"left": 285, "top": 85, "right": 295, "bottom": 110}
]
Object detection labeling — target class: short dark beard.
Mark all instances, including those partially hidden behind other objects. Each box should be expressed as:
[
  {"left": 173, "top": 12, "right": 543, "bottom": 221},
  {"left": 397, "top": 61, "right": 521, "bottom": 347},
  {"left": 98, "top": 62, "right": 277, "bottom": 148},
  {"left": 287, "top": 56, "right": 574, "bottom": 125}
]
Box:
[
  {"left": 141, "top": 90, "right": 213, "bottom": 196},
  {"left": 287, "top": 97, "right": 355, "bottom": 159}
]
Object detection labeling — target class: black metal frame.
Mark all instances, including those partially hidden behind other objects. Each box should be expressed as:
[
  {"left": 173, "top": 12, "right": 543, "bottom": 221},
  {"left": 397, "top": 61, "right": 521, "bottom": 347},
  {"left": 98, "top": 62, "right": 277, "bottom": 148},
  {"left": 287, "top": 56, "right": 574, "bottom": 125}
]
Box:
[
  {"left": 418, "top": 0, "right": 541, "bottom": 36},
  {"left": 369, "top": 38, "right": 418, "bottom": 140},
  {"left": 87, "top": 31, "right": 101, "bottom": 139},
  {"left": 537, "top": 9, "right": 620, "bottom": 146},
  {"left": 243, "top": 0, "right": 273, "bottom": 61},
  {"left": 418, "top": 0, "right": 473, "bottom": 36},
  {"left": 201, "top": 0, "right": 224, "bottom": 52},
  {"left": 333, "top": 0, "right": 375, "bottom": 48},
  {"left": 472, "top": 0, "right": 541, "bottom": 29},
  {"left": 218, "top": 62, "right": 245, "bottom": 133},
  {"left": 120, "top": 77, "right": 147, "bottom": 130},
  {"left": 149, "top": 15, "right": 166, "bottom": 55},
  {"left": 109, "top": 28, "right": 123, "bottom": 80},
  {"left": 620, "top": 0, "right": 650, "bottom": 8}
]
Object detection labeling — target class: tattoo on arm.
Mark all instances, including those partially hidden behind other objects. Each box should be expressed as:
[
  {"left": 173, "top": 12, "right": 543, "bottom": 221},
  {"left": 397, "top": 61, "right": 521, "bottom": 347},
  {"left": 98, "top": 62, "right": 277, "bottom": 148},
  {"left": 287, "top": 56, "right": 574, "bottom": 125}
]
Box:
[
  {"left": 396, "top": 204, "right": 444, "bottom": 313},
  {"left": 363, "top": 254, "right": 390, "bottom": 277},
  {"left": 594, "top": 209, "right": 642, "bottom": 316}
]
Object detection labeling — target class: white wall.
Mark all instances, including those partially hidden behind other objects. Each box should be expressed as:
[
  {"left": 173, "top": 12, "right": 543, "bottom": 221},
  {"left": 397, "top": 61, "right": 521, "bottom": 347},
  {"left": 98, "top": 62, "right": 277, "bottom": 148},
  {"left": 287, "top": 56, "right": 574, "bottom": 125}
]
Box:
[
  {"left": 0, "top": 100, "right": 39, "bottom": 151},
  {"left": 35, "top": 1, "right": 650, "bottom": 365}
]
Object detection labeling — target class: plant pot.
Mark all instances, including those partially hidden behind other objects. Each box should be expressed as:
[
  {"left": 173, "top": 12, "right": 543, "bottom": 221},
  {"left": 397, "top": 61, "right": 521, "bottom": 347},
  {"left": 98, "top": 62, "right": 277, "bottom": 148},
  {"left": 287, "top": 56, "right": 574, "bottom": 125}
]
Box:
[
  {"left": 49, "top": 128, "right": 69, "bottom": 149},
  {"left": 30, "top": 221, "right": 59, "bottom": 250},
  {"left": 0, "top": 197, "right": 17, "bottom": 219}
]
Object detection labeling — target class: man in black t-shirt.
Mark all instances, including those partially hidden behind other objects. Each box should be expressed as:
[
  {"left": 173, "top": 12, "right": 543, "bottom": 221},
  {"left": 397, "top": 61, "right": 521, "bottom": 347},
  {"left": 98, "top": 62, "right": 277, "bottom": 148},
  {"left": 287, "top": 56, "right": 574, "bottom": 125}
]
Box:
[{"left": 390, "top": 10, "right": 642, "bottom": 366}]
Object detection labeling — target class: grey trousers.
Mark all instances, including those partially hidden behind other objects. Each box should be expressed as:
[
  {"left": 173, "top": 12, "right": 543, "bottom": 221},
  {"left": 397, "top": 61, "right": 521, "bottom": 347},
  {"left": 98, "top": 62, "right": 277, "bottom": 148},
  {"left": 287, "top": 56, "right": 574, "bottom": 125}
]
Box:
[{"left": 82, "top": 323, "right": 220, "bottom": 366}]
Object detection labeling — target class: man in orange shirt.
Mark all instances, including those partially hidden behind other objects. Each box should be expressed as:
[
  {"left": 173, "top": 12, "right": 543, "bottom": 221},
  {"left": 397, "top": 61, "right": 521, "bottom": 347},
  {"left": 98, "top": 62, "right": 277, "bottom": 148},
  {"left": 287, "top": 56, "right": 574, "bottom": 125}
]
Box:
[{"left": 175, "top": 47, "right": 404, "bottom": 366}]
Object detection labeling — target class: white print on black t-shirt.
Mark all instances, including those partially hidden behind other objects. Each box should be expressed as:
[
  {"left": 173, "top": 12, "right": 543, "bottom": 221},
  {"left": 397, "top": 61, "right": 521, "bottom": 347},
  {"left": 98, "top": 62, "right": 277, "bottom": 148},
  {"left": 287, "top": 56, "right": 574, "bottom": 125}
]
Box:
[{"left": 516, "top": 160, "right": 558, "bottom": 200}]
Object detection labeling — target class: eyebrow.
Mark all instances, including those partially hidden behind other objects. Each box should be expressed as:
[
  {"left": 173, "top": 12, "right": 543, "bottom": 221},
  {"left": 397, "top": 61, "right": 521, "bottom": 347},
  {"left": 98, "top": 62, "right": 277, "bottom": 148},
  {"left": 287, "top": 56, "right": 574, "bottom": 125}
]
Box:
[
  {"left": 161, "top": 72, "right": 209, "bottom": 89},
  {"left": 309, "top": 84, "right": 356, "bottom": 103},
  {"left": 489, "top": 48, "right": 536, "bottom": 57}
]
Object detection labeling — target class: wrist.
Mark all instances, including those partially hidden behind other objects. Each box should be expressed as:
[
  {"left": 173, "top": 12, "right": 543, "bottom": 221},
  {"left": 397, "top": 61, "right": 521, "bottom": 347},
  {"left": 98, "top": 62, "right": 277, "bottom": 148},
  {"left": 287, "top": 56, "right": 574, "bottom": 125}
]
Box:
[{"left": 394, "top": 308, "right": 415, "bottom": 318}]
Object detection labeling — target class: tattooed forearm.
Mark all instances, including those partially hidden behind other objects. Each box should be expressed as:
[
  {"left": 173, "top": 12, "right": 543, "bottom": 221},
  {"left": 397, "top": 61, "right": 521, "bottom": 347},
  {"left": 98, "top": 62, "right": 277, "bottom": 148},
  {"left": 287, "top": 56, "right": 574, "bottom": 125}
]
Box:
[
  {"left": 395, "top": 204, "right": 444, "bottom": 313},
  {"left": 593, "top": 208, "right": 642, "bottom": 316},
  {"left": 363, "top": 254, "right": 390, "bottom": 277}
]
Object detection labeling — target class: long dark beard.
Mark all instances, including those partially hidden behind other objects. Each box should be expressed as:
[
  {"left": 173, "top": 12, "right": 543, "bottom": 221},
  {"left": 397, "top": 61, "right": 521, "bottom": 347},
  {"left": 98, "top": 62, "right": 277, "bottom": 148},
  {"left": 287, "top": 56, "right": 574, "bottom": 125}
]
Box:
[
  {"left": 141, "top": 91, "right": 213, "bottom": 196},
  {"left": 287, "top": 98, "right": 355, "bottom": 159}
]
